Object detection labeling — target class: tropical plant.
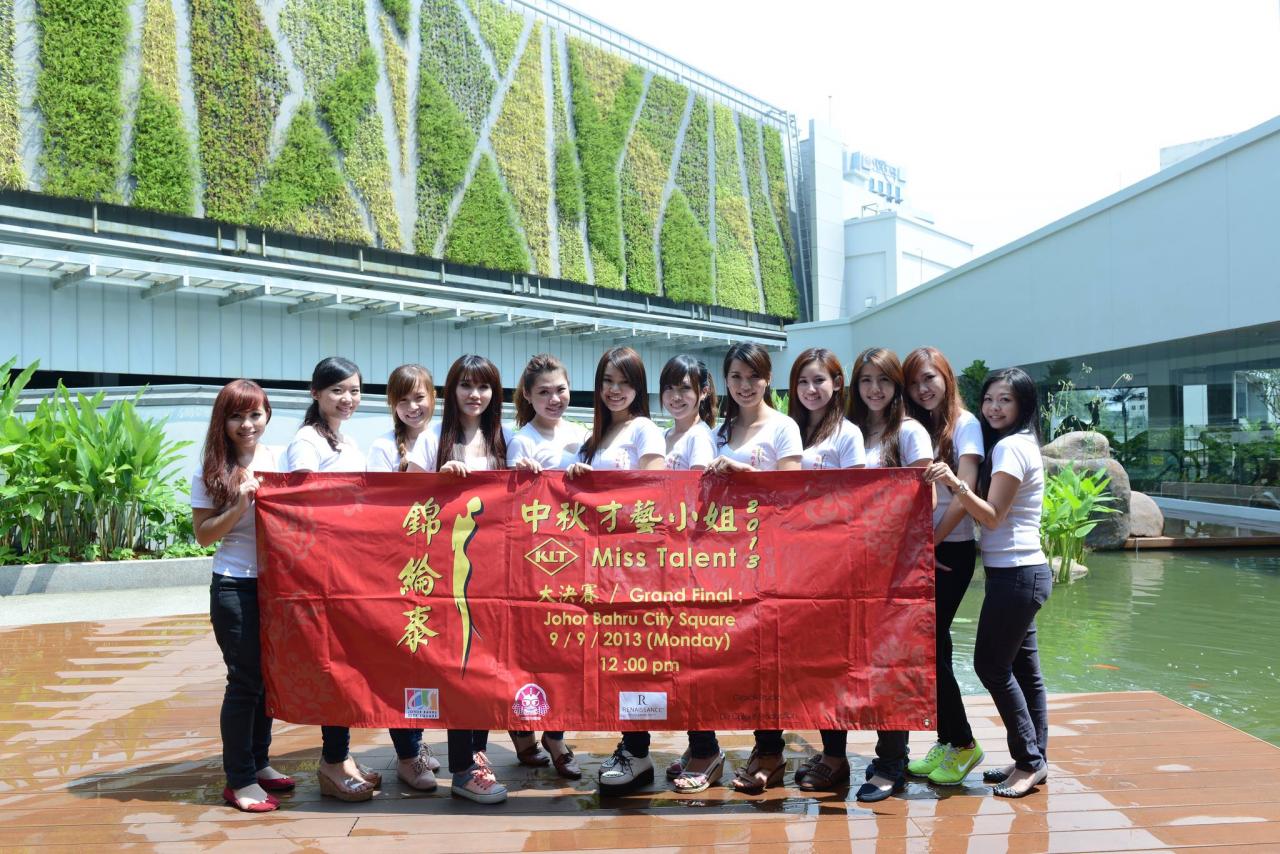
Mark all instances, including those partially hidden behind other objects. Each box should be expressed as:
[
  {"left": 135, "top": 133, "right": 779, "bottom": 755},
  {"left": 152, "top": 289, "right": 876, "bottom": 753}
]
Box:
[
  {"left": 958, "top": 359, "right": 989, "bottom": 412},
  {"left": 1040, "top": 464, "right": 1119, "bottom": 583},
  {"left": 1, "top": 359, "right": 205, "bottom": 564}
]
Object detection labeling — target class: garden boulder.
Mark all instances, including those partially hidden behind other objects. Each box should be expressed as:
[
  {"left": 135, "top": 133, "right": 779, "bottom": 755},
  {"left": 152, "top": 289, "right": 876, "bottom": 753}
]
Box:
[
  {"left": 1128, "top": 491, "right": 1165, "bottom": 538},
  {"left": 1041, "top": 431, "right": 1132, "bottom": 550}
]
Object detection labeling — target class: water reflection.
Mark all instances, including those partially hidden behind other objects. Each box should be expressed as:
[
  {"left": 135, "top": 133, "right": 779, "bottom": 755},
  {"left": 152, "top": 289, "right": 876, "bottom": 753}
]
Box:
[{"left": 951, "top": 549, "right": 1280, "bottom": 745}]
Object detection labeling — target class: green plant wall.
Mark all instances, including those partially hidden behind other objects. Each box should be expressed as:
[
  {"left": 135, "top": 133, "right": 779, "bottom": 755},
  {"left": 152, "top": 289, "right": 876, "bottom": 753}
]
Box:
[
  {"left": 0, "top": 3, "right": 19, "bottom": 188},
  {"left": 11, "top": 0, "right": 802, "bottom": 318},
  {"left": 130, "top": 0, "right": 195, "bottom": 215}
]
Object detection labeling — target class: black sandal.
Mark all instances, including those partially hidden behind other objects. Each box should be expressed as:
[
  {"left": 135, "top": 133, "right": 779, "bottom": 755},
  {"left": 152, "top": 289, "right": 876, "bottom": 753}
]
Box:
[{"left": 731, "top": 749, "right": 786, "bottom": 794}]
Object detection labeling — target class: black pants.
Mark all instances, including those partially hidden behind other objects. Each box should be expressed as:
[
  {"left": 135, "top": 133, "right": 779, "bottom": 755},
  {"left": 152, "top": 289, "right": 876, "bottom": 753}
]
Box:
[
  {"left": 447, "top": 729, "right": 491, "bottom": 773},
  {"left": 621, "top": 731, "right": 650, "bottom": 757},
  {"left": 932, "top": 539, "right": 978, "bottom": 747},
  {"left": 210, "top": 574, "right": 272, "bottom": 789},
  {"left": 510, "top": 730, "right": 565, "bottom": 740},
  {"left": 321, "top": 726, "right": 423, "bottom": 764},
  {"left": 753, "top": 730, "right": 785, "bottom": 754},
  {"left": 974, "top": 562, "right": 1051, "bottom": 772}
]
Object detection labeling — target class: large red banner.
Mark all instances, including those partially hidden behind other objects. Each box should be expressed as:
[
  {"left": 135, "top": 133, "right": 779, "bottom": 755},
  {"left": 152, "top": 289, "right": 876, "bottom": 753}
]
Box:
[{"left": 255, "top": 470, "right": 935, "bottom": 731}]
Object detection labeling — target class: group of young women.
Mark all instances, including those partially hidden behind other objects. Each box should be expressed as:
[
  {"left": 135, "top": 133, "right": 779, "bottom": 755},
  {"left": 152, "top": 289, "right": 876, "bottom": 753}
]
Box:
[{"left": 193, "top": 341, "right": 1052, "bottom": 812}]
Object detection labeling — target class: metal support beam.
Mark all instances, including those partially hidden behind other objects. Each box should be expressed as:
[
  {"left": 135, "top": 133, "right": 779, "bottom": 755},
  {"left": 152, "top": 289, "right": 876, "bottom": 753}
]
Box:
[
  {"left": 140, "top": 273, "right": 189, "bottom": 300},
  {"left": 218, "top": 284, "right": 270, "bottom": 307},
  {"left": 500, "top": 318, "right": 559, "bottom": 335},
  {"left": 454, "top": 312, "right": 507, "bottom": 331},
  {"left": 350, "top": 301, "right": 404, "bottom": 320},
  {"left": 287, "top": 294, "right": 340, "bottom": 314},
  {"left": 51, "top": 262, "right": 96, "bottom": 292},
  {"left": 403, "top": 306, "right": 457, "bottom": 326}
]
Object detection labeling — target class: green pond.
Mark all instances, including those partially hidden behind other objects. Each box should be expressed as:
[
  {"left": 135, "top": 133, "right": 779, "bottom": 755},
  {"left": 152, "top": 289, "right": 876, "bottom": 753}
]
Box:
[{"left": 949, "top": 548, "right": 1280, "bottom": 746}]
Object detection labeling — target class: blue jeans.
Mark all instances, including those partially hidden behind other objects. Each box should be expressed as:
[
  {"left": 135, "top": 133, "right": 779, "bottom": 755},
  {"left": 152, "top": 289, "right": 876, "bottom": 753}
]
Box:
[
  {"left": 209, "top": 574, "right": 272, "bottom": 789},
  {"left": 974, "top": 562, "right": 1052, "bottom": 772},
  {"left": 321, "top": 726, "right": 422, "bottom": 764}
]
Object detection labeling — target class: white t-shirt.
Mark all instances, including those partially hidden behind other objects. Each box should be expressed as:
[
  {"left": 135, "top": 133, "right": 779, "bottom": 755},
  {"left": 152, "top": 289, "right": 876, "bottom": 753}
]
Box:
[
  {"left": 934, "top": 410, "right": 985, "bottom": 543},
  {"left": 369, "top": 426, "right": 440, "bottom": 473},
  {"left": 980, "top": 430, "right": 1046, "bottom": 568},
  {"left": 864, "top": 418, "right": 933, "bottom": 469},
  {"left": 714, "top": 410, "right": 803, "bottom": 471},
  {"left": 506, "top": 420, "right": 589, "bottom": 470},
  {"left": 418, "top": 422, "right": 514, "bottom": 471},
  {"left": 587, "top": 417, "right": 666, "bottom": 470},
  {"left": 284, "top": 424, "right": 364, "bottom": 473},
  {"left": 666, "top": 421, "right": 717, "bottom": 471},
  {"left": 189, "top": 445, "right": 279, "bottom": 578},
  {"left": 801, "top": 418, "right": 866, "bottom": 470}
]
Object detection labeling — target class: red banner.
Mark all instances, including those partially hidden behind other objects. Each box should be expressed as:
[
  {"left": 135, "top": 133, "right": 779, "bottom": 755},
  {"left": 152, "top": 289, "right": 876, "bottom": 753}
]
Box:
[{"left": 256, "top": 470, "right": 935, "bottom": 731}]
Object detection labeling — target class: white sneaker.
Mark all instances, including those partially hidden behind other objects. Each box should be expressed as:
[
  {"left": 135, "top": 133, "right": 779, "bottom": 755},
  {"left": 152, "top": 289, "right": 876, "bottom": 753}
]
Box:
[
  {"left": 598, "top": 748, "right": 655, "bottom": 791},
  {"left": 451, "top": 763, "right": 507, "bottom": 804}
]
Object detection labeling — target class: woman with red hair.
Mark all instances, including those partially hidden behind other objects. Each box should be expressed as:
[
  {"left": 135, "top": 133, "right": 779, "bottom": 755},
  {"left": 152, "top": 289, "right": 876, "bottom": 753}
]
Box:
[{"left": 191, "top": 380, "right": 292, "bottom": 812}]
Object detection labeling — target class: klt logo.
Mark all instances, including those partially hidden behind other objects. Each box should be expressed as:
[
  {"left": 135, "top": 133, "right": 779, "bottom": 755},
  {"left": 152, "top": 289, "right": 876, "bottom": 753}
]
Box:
[{"left": 524, "top": 536, "right": 579, "bottom": 577}]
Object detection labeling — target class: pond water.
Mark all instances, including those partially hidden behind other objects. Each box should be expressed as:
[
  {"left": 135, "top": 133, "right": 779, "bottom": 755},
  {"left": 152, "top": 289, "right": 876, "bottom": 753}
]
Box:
[{"left": 949, "top": 548, "right": 1280, "bottom": 746}]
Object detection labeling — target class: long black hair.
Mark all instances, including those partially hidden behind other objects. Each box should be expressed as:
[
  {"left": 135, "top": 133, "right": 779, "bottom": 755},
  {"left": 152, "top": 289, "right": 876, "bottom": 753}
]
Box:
[
  {"left": 660, "top": 354, "right": 717, "bottom": 427},
  {"left": 976, "top": 367, "right": 1040, "bottom": 498},
  {"left": 438, "top": 355, "right": 507, "bottom": 469},
  {"left": 304, "top": 356, "right": 361, "bottom": 451}
]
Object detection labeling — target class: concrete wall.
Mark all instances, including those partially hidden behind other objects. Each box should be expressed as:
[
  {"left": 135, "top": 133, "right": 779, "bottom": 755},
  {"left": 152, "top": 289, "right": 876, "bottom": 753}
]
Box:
[{"left": 785, "top": 113, "right": 1280, "bottom": 375}]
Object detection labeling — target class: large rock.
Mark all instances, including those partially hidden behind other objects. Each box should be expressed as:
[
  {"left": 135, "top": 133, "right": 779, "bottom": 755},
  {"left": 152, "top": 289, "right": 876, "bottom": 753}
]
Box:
[
  {"left": 1128, "top": 491, "right": 1165, "bottom": 537},
  {"left": 1041, "top": 431, "right": 1132, "bottom": 550}
]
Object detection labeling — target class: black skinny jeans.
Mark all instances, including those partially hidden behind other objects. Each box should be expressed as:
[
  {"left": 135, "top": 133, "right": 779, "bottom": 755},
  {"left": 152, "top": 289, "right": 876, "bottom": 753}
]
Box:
[
  {"left": 321, "top": 726, "right": 423, "bottom": 764},
  {"left": 974, "top": 562, "right": 1052, "bottom": 772},
  {"left": 447, "top": 729, "right": 491, "bottom": 773},
  {"left": 209, "top": 573, "right": 272, "bottom": 789}
]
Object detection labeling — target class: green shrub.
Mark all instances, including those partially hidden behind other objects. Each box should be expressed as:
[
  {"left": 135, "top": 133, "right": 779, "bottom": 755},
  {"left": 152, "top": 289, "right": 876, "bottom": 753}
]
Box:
[
  {"left": 741, "top": 119, "right": 795, "bottom": 318},
  {"left": 318, "top": 47, "right": 377, "bottom": 153},
  {"left": 191, "top": 0, "right": 285, "bottom": 223},
  {"left": 660, "top": 189, "right": 712, "bottom": 305},
  {"left": 251, "top": 105, "right": 369, "bottom": 243},
  {"left": 675, "top": 97, "right": 710, "bottom": 231},
  {"left": 550, "top": 42, "right": 587, "bottom": 281},
  {"left": 621, "top": 76, "right": 686, "bottom": 295},
  {"left": 383, "top": 0, "right": 410, "bottom": 35},
  {"left": 421, "top": 0, "right": 492, "bottom": 134},
  {"left": 131, "top": 82, "right": 195, "bottom": 215},
  {"left": 471, "top": 0, "right": 524, "bottom": 75},
  {"left": 415, "top": 66, "right": 475, "bottom": 252},
  {"left": 445, "top": 154, "right": 530, "bottom": 272},
  {"left": 346, "top": 108, "right": 402, "bottom": 250},
  {"left": 0, "top": 4, "right": 21, "bottom": 188},
  {"left": 554, "top": 137, "right": 582, "bottom": 223},
  {"left": 567, "top": 38, "right": 643, "bottom": 290},
  {"left": 141, "top": 0, "right": 180, "bottom": 100},
  {"left": 712, "top": 105, "right": 759, "bottom": 312},
  {"left": 490, "top": 25, "right": 547, "bottom": 271},
  {"left": 0, "top": 358, "right": 198, "bottom": 564},
  {"left": 36, "top": 0, "right": 128, "bottom": 201},
  {"left": 762, "top": 127, "right": 796, "bottom": 271},
  {"left": 380, "top": 15, "right": 409, "bottom": 169}
]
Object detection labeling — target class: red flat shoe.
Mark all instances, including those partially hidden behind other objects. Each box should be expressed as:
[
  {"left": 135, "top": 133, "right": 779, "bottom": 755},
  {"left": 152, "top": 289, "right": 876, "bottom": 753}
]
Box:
[
  {"left": 256, "top": 774, "right": 296, "bottom": 792},
  {"left": 222, "top": 786, "right": 279, "bottom": 812}
]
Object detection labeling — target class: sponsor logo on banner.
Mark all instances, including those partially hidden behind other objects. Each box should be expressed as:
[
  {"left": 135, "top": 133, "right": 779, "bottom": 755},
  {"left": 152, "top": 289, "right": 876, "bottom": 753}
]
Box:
[
  {"left": 404, "top": 688, "right": 440, "bottom": 720},
  {"left": 513, "top": 683, "right": 551, "bottom": 719},
  {"left": 524, "top": 537, "right": 579, "bottom": 577},
  {"left": 619, "top": 691, "right": 668, "bottom": 721}
]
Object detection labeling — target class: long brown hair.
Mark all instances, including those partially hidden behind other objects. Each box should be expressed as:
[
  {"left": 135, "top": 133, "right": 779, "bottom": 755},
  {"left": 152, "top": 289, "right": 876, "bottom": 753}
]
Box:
[
  {"left": 580, "top": 347, "right": 650, "bottom": 461},
  {"left": 386, "top": 364, "right": 435, "bottom": 472},
  {"left": 201, "top": 380, "right": 272, "bottom": 508},
  {"left": 903, "top": 347, "right": 964, "bottom": 466},
  {"left": 660, "top": 354, "right": 717, "bottom": 428},
  {"left": 513, "top": 353, "right": 568, "bottom": 427},
  {"left": 847, "top": 347, "right": 907, "bottom": 467},
  {"left": 788, "top": 347, "right": 846, "bottom": 448},
  {"left": 437, "top": 355, "right": 507, "bottom": 469},
  {"left": 717, "top": 342, "right": 773, "bottom": 444}
]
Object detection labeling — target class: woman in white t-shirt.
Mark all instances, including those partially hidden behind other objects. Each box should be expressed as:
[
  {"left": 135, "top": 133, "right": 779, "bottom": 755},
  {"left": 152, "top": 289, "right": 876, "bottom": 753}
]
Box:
[
  {"left": 192, "top": 380, "right": 290, "bottom": 813},
  {"left": 902, "top": 347, "right": 986, "bottom": 787},
  {"left": 407, "top": 354, "right": 511, "bottom": 805},
  {"left": 925, "top": 367, "right": 1050, "bottom": 799},
  {"left": 784, "top": 348, "right": 865, "bottom": 793},
  {"left": 284, "top": 357, "right": 376, "bottom": 802},
  {"left": 705, "top": 343, "right": 802, "bottom": 794},
  {"left": 656, "top": 355, "right": 723, "bottom": 793},
  {"left": 845, "top": 347, "right": 935, "bottom": 803},
  {"left": 365, "top": 364, "right": 445, "bottom": 795},
  {"left": 565, "top": 348, "right": 666, "bottom": 794},
  {"left": 503, "top": 353, "right": 585, "bottom": 780}
]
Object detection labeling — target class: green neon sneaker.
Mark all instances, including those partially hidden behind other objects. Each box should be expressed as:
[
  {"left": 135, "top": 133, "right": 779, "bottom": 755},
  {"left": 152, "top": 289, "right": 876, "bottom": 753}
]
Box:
[
  {"left": 928, "top": 741, "right": 984, "bottom": 786},
  {"left": 907, "top": 742, "right": 952, "bottom": 777}
]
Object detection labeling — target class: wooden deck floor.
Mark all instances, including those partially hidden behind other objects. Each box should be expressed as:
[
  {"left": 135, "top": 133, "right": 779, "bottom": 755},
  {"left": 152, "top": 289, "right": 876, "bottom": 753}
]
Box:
[{"left": 3, "top": 614, "right": 1280, "bottom": 852}]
